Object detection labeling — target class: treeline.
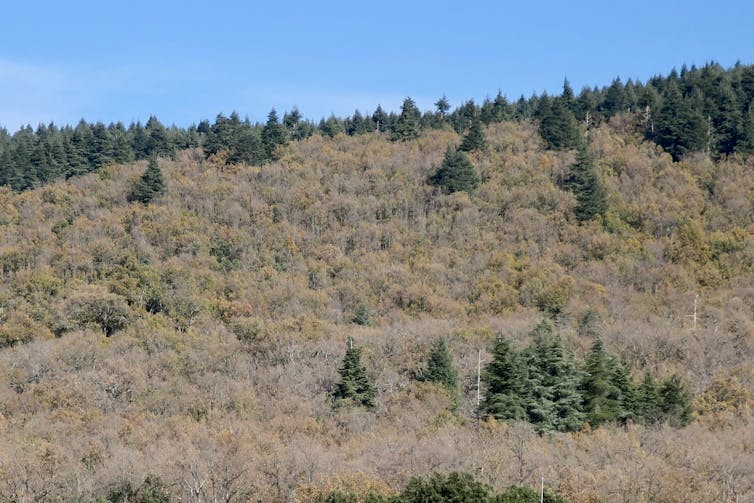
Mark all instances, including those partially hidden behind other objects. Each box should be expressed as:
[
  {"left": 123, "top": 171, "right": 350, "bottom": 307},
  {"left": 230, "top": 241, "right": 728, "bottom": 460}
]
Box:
[
  {"left": 335, "top": 321, "right": 692, "bottom": 435},
  {"left": 2, "top": 62, "right": 754, "bottom": 190},
  {"left": 85, "top": 471, "right": 570, "bottom": 503}
]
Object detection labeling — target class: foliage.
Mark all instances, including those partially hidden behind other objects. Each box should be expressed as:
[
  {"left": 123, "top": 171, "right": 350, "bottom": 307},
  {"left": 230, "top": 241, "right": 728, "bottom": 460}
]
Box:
[
  {"left": 392, "top": 98, "right": 422, "bottom": 142},
  {"left": 334, "top": 339, "right": 376, "bottom": 408},
  {"left": 419, "top": 338, "right": 459, "bottom": 395},
  {"left": 128, "top": 157, "right": 166, "bottom": 204},
  {"left": 429, "top": 147, "right": 480, "bottom": 194},
  {"left": 458, "top": 119, "right": 487, "bottom": 152},
  {"left": 563, "top": 143, "right": 607, "bottom": 222}
]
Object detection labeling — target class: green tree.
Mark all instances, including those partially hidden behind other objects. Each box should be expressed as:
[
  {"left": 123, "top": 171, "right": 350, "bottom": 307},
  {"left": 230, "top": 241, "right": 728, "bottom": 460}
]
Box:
[
  {"left": 392, "top": 97, "right": 422, "bottom": 141},
  {"left": 129, "top": 157, "right": 166, "bottom": 204},
  {"left": 420, "top": 338, "right": 459, "bottom": 394},
  {"left": 539, "top": 97, "right": 581, "bottom": 150},
  {"left": 261, "top": 108, "right": 288, "bottom": 160},
  {"left": 564, "top": 142, "right": 607, "bottom": 222},
  {"left": 659, "top": 374, "right": 693, "bottom": 427},
  {"left": 333, "top": 338, "right": 376, "bottom": 408},
  {"left": 429, "top": 147, "right": 480, "bottom": 194},
  {"left": 481, "top": 337, "right": 528, "bottom": 422},
  {"left": 636, "top": 372, "right": 663, "bottom": 424},
  {"left": 653, "top": 81, "right": 707, "bottom": 160},
  {"left": 458, "top": 119, "right": 487, "bottom": 152},
  {"left": 400, "top": 472, "right": 492, "bottom": 503},
  {"left": 580, "top": 339, "right": 623, "bottom": 427}
]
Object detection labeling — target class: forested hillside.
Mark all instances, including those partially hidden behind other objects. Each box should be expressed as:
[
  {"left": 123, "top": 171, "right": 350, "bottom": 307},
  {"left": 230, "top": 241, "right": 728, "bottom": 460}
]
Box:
[{"left": 0, "top": 63, "right": 753, "bottom": 502}]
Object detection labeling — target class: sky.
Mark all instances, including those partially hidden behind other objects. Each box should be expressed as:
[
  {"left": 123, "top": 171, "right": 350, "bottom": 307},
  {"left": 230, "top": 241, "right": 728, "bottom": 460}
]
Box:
[{"left": 1, "top": 0, "right": 753, "bottom": 131}]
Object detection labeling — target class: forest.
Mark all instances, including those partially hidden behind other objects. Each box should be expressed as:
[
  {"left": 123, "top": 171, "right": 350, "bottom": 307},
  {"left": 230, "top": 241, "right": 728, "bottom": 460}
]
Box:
[{"left": 0, "top": 62, "right": 752, "bottom": 501}]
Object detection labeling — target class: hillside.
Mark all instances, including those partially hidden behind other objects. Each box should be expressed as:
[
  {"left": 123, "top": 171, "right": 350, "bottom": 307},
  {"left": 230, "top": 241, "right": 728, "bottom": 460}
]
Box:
[{"left": 0, "top": 117, "right": 753, "bottom": 501}]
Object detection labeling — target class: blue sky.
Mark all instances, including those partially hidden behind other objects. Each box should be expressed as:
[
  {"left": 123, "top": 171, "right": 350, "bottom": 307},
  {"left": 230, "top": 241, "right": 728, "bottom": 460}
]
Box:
[{"left": 1, "top": 0, "right": 753, "bottom": 131}]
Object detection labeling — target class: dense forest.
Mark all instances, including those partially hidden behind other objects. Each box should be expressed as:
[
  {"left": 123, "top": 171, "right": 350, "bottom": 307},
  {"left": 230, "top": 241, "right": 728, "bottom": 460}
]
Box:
[{"left": 0, "top": 62, "right": 753, "bottom": 501}]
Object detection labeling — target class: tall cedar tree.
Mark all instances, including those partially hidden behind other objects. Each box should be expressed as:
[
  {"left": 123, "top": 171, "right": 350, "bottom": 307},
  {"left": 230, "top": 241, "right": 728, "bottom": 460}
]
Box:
[
  {"left": 392, "top": 97, "right": 421, "bottom": 141},
  {"left": 420, "top": 338, "right": 459, "bottom": 394},
  {"left": 333, "top": 339, "right": 376, "bottom": 408},
  {"left": 539, "top": 96, "right": 581, "bottom": 150},
  {"left": 458, "top": 118, "right": 487, "bottom": 152},
  {"left": 429, "top": 147, "right": 480, "bottom": 194},
  {"left": 261, "top": 109, "right": 288, "bottom": 160},
  {"left": 564, "top": 142, "right": 608, "bottom": 222},
  {"left": 481, "top": 337, "right": 528, "bottom": 421},
  {"left": 128, "top": 158, "right": 165, "bottom": 204},
  {"left": 653, "top": 81, "right": 707, "bottom": 160},
  {"left": 581, "top": 339, "right": 624, "bottom": 427}
]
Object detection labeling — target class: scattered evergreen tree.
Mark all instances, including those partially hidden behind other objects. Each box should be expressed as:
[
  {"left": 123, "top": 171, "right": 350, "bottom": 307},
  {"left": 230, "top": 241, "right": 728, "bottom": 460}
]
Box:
[
  {"left": 351, "top": 301, "right": 374, "bottom": 326},
  {"left": 392, "top": 97, "right": 422, "bottom": 141},
  {"left": 659, "top": 374, "right": 693, "bottom": 427},
  {"left": 435, "top": 95, "right": 451, "bottom": 118},
  {"left": 420, "top": 338, "right": 459, "bottom": 395},
  {"left": 458, "top": 118, "right": 487, "bottom": 152},
  {"left": 401, "top": 472, "right": 492, "bottom": 503},
  {"left": 481, "top": 337, "right": 528, "bottom": 421},
  {"left": 371, "top": 105, "right": 390, "bottom": 133},
  {"left": 128, "top": 157, "right": 166, "bottom": 204},
  {"left": 333, "top": 338, "right": 376, "bottom": 408},
  {"left": 564, "top": 142, "right": 607, "bottom": 222},
  {"left": 580, "top": 339, "right": 623, "bottom": 427},
  {"left": 429, "top": 147, "right": 480, "bottom": 194},
  {"left": 636, "top": 372, "right": 663, "bottom": 424}
]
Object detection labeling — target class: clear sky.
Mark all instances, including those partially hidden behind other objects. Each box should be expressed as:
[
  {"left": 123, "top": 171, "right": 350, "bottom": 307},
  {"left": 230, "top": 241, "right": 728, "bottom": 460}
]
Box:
[{"left": 1, "top": 0, "right": 753, "bottom": 131}]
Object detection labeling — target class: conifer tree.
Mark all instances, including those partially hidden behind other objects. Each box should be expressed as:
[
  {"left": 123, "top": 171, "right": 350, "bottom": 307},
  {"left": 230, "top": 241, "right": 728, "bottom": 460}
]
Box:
[
  {"left": 653, "top": 81, "right": 707, "bottom": 160},
  {"left": 429, "top": 147, "right": 480, "bottom": 194},
  {"left": 564, "top": 142, "right": 608, "bottom": 222},
  {"left": 261, "top": 109, "right": 288, "bottom": 160},
  {"left": 637, "top": 372, "right": 663, "bottom": 424},
  {"left": 420, "top": 338, "right": 458, "bottom": 395},
  {"left": 581, "top": 339, "right": 622, "bottom": 427},
  {"left": 481, "top": 337, "right": 528, "bottom": 421},
  {"left": 539, "top": 97, "right": 581, "bottom": 150},
  {"left": 333, "top": 338, "right": 376, "bottom": 408},
  {"left": 129, "top": 157, "right": 166, "bottom": 204},
  {"left": 458, "top": 119, "right": 487, "bottom": 152},
  {"left": 392, "top": 97, "right": 422, "bottom": 141},
  {"left": 659, "top": 374, "right": 693, "bottom": 427}
]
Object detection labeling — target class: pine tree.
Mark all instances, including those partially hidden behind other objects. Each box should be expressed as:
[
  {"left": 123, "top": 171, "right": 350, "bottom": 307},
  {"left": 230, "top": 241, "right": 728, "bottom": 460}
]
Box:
[
  {"left": 581, "top": 339, "right": 623, "bottom": 427},
  {"left": 539, "top": 97, "right": 581, "bottom": 150},
  {"left": 659, "top": 374, "right": 693, "bottom": 427},
  {"left": 261, "top": 109, "right": 288, "bottom": 160},
  {"left": 129, "top": 158, "right": 166, "bottom": 204},
  {"left": 636, "top": 372, "right": 663, "bottom": 424},
  {"left": 392, "top": 97, "right": 422, "bottom": 141},
  {"left": 653, "top": 81, "right": 707, "bottom": 160},
  {"left": 458, "top": 119, "right": 487, "bottom": 152},
  {"left": 564, "top": 142, "right": 607, "bottom": 222},
  {"left": 481, "top": 337, "right": 528, "bottom": 421},
  {"left": 333, "top": 338, "right": 376, "bottom": 408},
  {"left": 420, "top": 338, "right": 458, "bottom": 395},
  {"left": 524, "top": 328, "right": 585, "bottom": 433},
  {"left": 429, "top": 147, "right": 480, "bottom": 194}
]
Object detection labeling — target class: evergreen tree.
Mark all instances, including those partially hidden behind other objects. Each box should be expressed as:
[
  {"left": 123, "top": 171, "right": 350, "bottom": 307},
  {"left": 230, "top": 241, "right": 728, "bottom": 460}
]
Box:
[
  {"left": 581, "top": 339, "right": 623, "bottom": 427},
  {"left": 371, "top": 105, "right": 390, "bottom": 133},
  {"left": 524, "top": 328, "right": 585, "bottom": 433},
  {"left": 392, "top": 97, "right": 422, "bottom": 141},
  {"left": 539, "top": 97, "right": 581, "bottom": 150},
  {"left": 653, "top": 81, "right": 707, "bottom": 160},
  {"left": 636, "top": 372, "right": 663, "bottom": 424},
  {"left": 128, "top": 158, "right": 166, "bottom": 204},
  {"left": 481, "top": 337, "right": 528, "bottom": 421},
  {"left": 261, "top": 108, "right": 288, "bottom": 160},
  {"left": 564, "top": 142, "right": 607, "bottom": 222},
  {"left": 659, "top": 374, "right": 693, "bottom": 427},
  {"left": 429, "top": 147, "right": 480, "bottom": 194},
  {"left": 401, "top": 472, "right": 492, "bottom": 503},
  {"left": 333, "top": 338, "right": 376, "bottom": 408},
  {"left": 435, "top": 95, "right": 451, "bottom": 118},
  {"left": 458, "top": 119, "right": 487, "bottom": 152},
  {"left": 420, "top": 338, "right": 459, "bottom": 395}
]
